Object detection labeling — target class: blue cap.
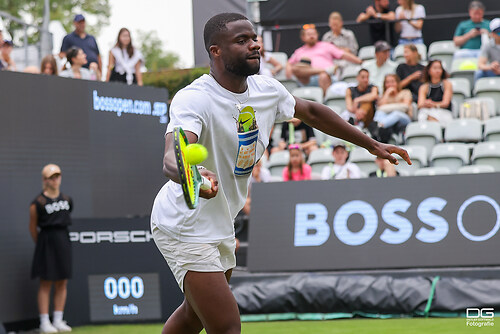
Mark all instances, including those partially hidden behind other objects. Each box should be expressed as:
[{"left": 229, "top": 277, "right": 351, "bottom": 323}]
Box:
[
  {"left": 3, "top": 40, "right": 13, "bottom": 46},
  {"left": 74, "top": 14, "right": 85, "bottom": 22}
]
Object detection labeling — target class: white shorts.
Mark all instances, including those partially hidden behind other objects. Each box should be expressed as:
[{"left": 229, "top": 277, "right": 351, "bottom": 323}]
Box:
[{"left": 152, "top": 224, "right": 236, "bottom": 292}]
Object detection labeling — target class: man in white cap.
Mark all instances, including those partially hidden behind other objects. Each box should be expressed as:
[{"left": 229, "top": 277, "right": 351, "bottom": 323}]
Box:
[
  {"left": 29, "top": 164, "right": 73, "bottom": 333},
  {"left": 475, "top": 18, "right": 500, "bottom": 81}
]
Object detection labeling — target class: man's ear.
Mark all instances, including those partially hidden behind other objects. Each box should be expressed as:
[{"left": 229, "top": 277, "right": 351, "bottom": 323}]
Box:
[{"left": 209, "top": 45, "right": 220, "bottom": 58}]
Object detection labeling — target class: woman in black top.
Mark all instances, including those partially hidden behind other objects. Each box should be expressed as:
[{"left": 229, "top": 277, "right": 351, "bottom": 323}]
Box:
[
  {"left": 29, "top": 164, "right": 73, "bottom": 333},
  {"left": 396, "top": 44, "right": 424, "bottom": 102},
  {"left": 417, "top": 59, "right": 453, "bottom": 126}
]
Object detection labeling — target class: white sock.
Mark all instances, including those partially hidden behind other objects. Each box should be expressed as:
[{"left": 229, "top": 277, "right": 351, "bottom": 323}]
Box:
[
  {"left": 40, "top": 313, "right": 50, "bottom": 324},
  {"left": 53, "top": 311, "right": 63, "bottom": 323}
]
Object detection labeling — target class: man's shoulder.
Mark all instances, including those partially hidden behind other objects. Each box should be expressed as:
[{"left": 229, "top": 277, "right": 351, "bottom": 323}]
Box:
[
  {"left": 341, "top": 28, "right": 355, "bottom": 37},
  {"left": 173, "top": 75, "right": 214, "bottom": 102}
]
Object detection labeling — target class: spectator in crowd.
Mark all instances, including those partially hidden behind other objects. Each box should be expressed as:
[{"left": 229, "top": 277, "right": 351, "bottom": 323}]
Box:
[
  {"left": 343, "top": 68, "right": 379, "bottom": 127},
  {"left": 396, "top": 44, "right": 424, "bottom": 102},
  {"left": 372, "top": 74, "right": 413, "bottom": 142},
  {"left": 60, "top": 14, "right": 101, "bottom": 71},
  {"left": 256, "top": 35, "right": 283, "bottom": 77},
  {"left": 418, "top": 59, "right": 453, "bottom": 126},
  {"left": 282, "top": 144, "right": 312, "bottom": 181},
  {"left": 1, "top": 40, "right": 16, "bottom": 70},
  {"left": 0, "top": 30, "right": 4, "bottom": 70},
  {"left": 453, "top": 1, "right": 490, "bottom": 58},
  {"left": 369, "top": 156, "right": 399, "bottom": 177},
  {"left": 250, "top": 159, "right": 271, "bottom": 184},
  {"left": 475, "top": 18, "right": 500, "bottom": 81},
  {"left": 29, "top": 164, "right": 73, "bottom": 333},
  {"left": 41, "top": 55, "right": 58, "bottom": 76},
  {"left": 322, "top": 12, "right": 359, "bottom": 77},
  {"left": 60, "top": 47, "right": 101, "bottom": 80},
  {"left": 362, "top": 40, "right": 397, "bottom": 92},
  {"left": 395, "top": 0, "right": 426, "bottom": 45},
  {"left": 106, "top": 28, "right": 143, "bottom": 86},
  {"left": 272, "top": 118, "right": 318, "bottom": 156},
  {"left": 286, "top": 24, "right": 362, "bottom": 95},
  {"left": 357, "top": 0, "right": 397, "bottom": 46},
  {"left": 321, "top": 143, "right": 361, "bottom": 180}
]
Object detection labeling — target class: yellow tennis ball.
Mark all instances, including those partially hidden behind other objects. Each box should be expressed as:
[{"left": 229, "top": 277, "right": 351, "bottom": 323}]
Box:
[
  {"left": 185, "top": 143, "right": 208, "bottom": 165},
  {"left": 459, "top": 60, "right": 477, "bottom": 71}
]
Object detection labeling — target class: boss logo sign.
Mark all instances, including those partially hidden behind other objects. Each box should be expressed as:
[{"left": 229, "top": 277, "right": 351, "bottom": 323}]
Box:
[{"left": 294, "top": 195, "right": 500, "bottom": 247}]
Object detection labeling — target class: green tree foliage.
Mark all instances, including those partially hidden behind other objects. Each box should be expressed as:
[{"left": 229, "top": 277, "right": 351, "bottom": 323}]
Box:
[
  {"left": 0, "top": 0, "right": 110, "bottom": 41},
  {"left": 138, "top": 30, "right": 180, "bottom": 71}
]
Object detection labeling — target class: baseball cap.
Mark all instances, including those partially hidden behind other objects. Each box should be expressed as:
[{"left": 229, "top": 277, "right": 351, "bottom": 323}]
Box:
[
  {"left": 74, "top": 14, "right": 85, "bottom": 22},
  {"left": 42, "top": 164, "right": 62, "bottom": 178},
  {"left": 490, "top": 18, "right": 500, "bottom": 33},
  {"left": 3, "top": 40, "right": 13, "bottom": 46},
  {"left": 469, "top": 1, "right": 485, "bottom": 10},
  {"left": 375, "top": 40, "right": 391, "bottom": 53}
]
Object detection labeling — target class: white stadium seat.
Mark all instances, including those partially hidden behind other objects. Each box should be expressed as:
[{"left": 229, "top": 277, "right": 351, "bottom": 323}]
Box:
[
  {"left": 472, "top": 142, "right": 500, "bottom": 171},
  {"left": 484, "top": 117, "right": 500, "bottom": 142},
  {"left": 444, "top": 118, "right": 483, "bottom": 143},
  {"left": 267, "top": 150, "right": 290, "bottom": 177},
  {"left": 451, "top": 58, "right": 478, "bottom": 89},
  {"left": 266, "top": 51, "right": 288, "bottom": 81},
  {"left": 474, "top": 77, "right": 500, "bottom": 115},
  {"left": 340, "top": 65, "right": 362, "bottom": 84},
  {"left": 430, "top": 143, "right": 470, "bottom": 173},
  {"left": 457, "top": 165, "right": 495, "bottom": 174},
  {"left": 405, "top": 121, "right": 442, "bottom": 157},
  {"left": 414, "top": 166, "right": 451, "bottom": 176},
  {"left": 358, "top": 45, "right": 375, "bottom": 61},
  {"left": 449, "top": 77, "right": 471, "bottom": 108},
  {"left": 427, "top": 40, "right": 457, "bottom": 71},
  {"left": 307, "top": 148, "right": 334, "bottom": 174},
  {"left": 292, "top": 87, "right": 323, "bottom": 103},
  {"left": 349, "top": 146, "right": 377, "bottom": 175}
]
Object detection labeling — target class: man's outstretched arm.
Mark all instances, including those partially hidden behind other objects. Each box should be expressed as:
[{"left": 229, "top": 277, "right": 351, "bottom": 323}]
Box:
[{"left": 293, "top": 97, "right": 412, "bottom": 165}]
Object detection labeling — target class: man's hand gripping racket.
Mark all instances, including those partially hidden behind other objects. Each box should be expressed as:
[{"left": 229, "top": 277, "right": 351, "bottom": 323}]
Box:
[{"left": 173, "top": 127, "right": 215, "bottom": 209}]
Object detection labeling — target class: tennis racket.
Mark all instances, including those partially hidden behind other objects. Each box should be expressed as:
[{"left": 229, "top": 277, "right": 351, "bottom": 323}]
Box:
[{"left": 173, "top": 126, "right": 212, "bottom": 209}]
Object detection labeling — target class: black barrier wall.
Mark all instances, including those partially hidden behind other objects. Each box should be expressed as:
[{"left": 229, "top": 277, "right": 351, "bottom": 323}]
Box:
[
  {"left": 0, "top": 71, "right": 169, "bottom": 323},
  {"left": 248, "top": 174, "right": 500, "bottom": 272}
]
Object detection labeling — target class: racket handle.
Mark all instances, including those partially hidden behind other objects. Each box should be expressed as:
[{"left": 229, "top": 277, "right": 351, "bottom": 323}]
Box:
[{"left": 200, "top": 176, "right": 212, "bottom": 191}]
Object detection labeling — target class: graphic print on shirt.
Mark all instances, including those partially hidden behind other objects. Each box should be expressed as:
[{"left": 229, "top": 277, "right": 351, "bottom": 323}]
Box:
[{"left": 234, "top": 106, "right": 259, "bottom": 176}]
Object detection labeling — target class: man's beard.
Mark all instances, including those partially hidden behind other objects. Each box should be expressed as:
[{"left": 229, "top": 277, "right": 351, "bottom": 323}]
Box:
[{"left": 224, "top": 56, "right": 260, "bottom": 76}]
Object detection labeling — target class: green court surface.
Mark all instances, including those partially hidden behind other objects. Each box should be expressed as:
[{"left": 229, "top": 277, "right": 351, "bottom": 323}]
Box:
[{"left": 72, "top": 317, "right": 497, "bottom": 333}]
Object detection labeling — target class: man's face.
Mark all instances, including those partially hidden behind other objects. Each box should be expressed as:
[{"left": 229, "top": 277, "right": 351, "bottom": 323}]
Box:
[
  {"left": 469, "top": 8, "right": 484, "bottom": 23},
  {"left": 377, "top": 0, "right": 390, "bottom": 10},
  {"left": 74, "top": 20, "right": 86, "bottom": 32},
  {"left": 357, "top": 71, "right": 369, "bottom": 87},
  {"left": 376, "top": 50, "right": 390, "bottom": 64},
  {"left": 218, "top": 20, "right": 260, "bottom": 77},
  {"left": 333, "top": 147, "right": 348, "bottom": 165},
  {"left": 301, "top": 28, "right": 318, "bottom": 46},
  {"left": 329, "top": 18, "right": 342, "bottom": 32}
]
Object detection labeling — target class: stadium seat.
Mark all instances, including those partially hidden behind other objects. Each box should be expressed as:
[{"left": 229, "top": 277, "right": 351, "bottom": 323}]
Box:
[
  {"left": 271, "top": 123, "right": 282, "bottom": 147},
  {"left": 462, "top": 97, "right": 496, "bottom": 119},
  {"left": 279, "top": 79, "right": 300, "bottom": 93},
  {"left": 451, "top": 58, "right": 478, "bottom": 88},
  {"left": 427, "top": 41, "right": 457, "bottom": 71},
  {"left": 349, "top": 146, "right": 377, "bottom": 175},
  {"left": 292, "top": 87, "right": 323, "bottom": 103},
  {"left": 414, "top": 166, "right": 451, "bottom": 176},
  {"left": 484, "top": 117, "right": 500, "bottom": 142},
  {"left": 394, "top": 44, "right": 427, "bottom": 63},
  {"left": 404, "top": 121, "right": 442, "bottom": 157},
  {"left": 471, "top": 142, "right": 500, "bottom": 171},
  {"left": 324, "top": 90, "right": 346, "bottom": 112},
  {"left": 449, "top": 77, "right": 471, "bottom": 109},
  {"left": 395, "top": 145, "right": 428, "bottom": 175},
  {"left": 340, "top": 65, "right": 361, "bottom": 84},
  {"left": 268, "top": 175, "right": 283, "bottom": 182},
  {"left": 457, "top": 164, "right": 495, "bottom": 174},
  {"left": 430, "top": 143, "right": 470, "bottom": 173},
  {"left": 358, "top": 45, "right": 375, "bottom": 61},
  {"left": 307, "top": 147, "right": 334, "bottom": 174},
  {"left": 267, "top": 150, "right": 290, "bottom": 177},
  {"left": 444, "top": 118, "right": 483, "bottom": 143},
  {"left": 266, "top": 51, "right": 288, "bottom": 81},
  {"left": 313, "top": 128, "right": 342, "bottom": 147},
  {"left": 474, "top": 77, "right": 500, "bottom": 115}
]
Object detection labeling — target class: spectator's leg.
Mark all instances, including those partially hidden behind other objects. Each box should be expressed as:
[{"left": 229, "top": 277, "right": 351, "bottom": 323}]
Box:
[
  {"left": 318, "top": 72, "right": 332, "bottom": 96},
  {"left": 38, "top": 280, "right": 52, "bottom": 314},
  {"left": 53, "top": 279, "right": 68, "bottom": 312}
]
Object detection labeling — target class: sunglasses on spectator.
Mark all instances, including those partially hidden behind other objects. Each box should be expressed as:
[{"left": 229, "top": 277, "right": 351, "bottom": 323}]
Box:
[
  {"left": 302, "top": 24, "right": 316, "bottom": 30},
  {"left": 288, "top": 144, "right": 301, "bottom": 150}
]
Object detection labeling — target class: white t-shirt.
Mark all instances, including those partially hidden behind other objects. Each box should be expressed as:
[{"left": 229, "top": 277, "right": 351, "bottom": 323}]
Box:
[
  {"left": 151, "top": 74, "right": 295, "bottom": 242},
  {"left": 395, "top": 4, "right": 426, "bottom": 38},
  {"left": 321, "top": 162, "right": 361, "bottom": 180}
]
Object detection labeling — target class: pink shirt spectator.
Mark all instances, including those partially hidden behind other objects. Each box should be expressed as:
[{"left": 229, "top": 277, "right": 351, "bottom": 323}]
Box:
[
  {"left": 288, "top": 41, "right": 345, "bottom": 69},
  {"left": 282, "top": 164, "right": 312, "bottom": 181}
]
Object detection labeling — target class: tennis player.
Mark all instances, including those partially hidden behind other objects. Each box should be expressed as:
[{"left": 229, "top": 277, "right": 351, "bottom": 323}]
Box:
[{"left": 151, "top": 13, "right": 411, "bottom": 334}]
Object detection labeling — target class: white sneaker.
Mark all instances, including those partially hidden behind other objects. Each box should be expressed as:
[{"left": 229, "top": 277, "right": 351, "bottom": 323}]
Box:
[
  {"left": 40, "top": 321, "right": 58, "bottom": 333},
  {"left": 53, "top": 320, "right": 72, "bottom": 332}
]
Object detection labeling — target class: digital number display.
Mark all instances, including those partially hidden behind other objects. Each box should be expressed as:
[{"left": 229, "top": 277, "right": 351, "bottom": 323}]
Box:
[{"left": 88, "top": 273, "right": 161, "bottom": 322}]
